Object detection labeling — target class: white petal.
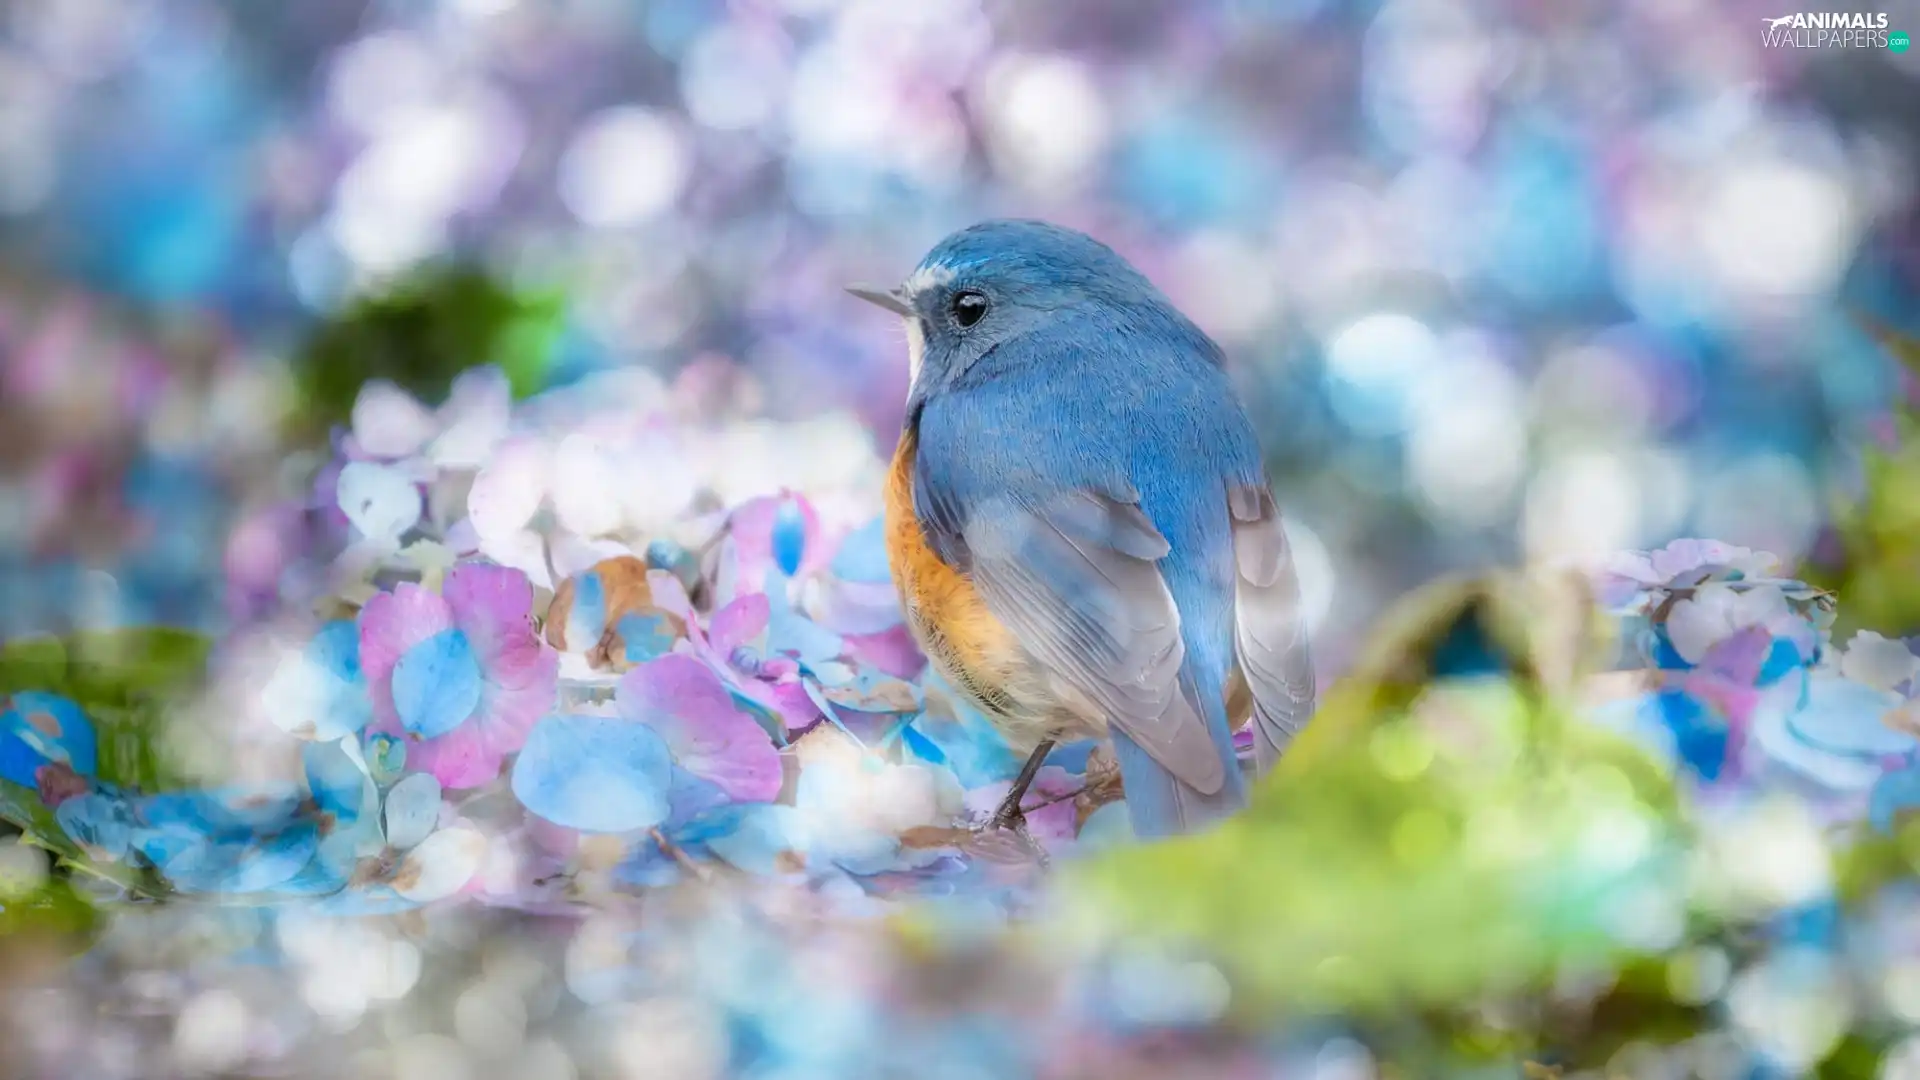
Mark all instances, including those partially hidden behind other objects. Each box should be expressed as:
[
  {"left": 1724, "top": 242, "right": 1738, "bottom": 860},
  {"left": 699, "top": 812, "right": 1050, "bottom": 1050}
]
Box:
[
  {"left": 1664, "top": 589, "right": 1734, "bottom": 665},
  {"left": 1727, "top": 584, "right": 1791, "bottom": 626},
  {"left": 337, "top": 462, "right": 423, "bottom": 545},
  {"left": 468, "top": 437, "right": 551, "bottom": 542},
  {"left": 478, "top": 529, "right": 553, "bottom": 592},
  {"left": 1840, "top": 631, "right": 1920, "bottom": 692},
  {"left": 351, "top": 380, "right": 436, "bottom": 460},
  {"left": 548, "top": 531, "right": 635, "bottom": 581},
  {"left": 550, "top": 434, "right": 627, "bottom": 538},
  {"left": 617, "top": 433, "right": 699, "bottom": 532},
  {"left": 392, "top": 827, "right": 487, "bottom": 902},
  {"left": 383, "top": 772, "right": 444, "bottom": 852},
  {"left": 430, "top": 367, "right": 512, "bottom": 468}
]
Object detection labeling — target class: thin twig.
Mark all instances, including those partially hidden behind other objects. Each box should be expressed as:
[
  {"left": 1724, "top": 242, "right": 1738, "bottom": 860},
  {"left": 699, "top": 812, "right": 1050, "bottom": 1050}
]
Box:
[{"left": 650, "top": 827, "right": 713, "bottom": 883}]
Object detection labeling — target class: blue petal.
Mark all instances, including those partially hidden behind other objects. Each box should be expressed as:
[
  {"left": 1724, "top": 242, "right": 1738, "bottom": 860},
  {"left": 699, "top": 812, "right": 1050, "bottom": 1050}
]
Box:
[
  {"left": 706, "top": 804, "right": 806, "bottom": 876},
  {"left": 146, "top": 824, "right": 320, "bottom": 895},
  {"left": 904, "top": 680, "right": 1021, "bottom": 789},
  {"left": 0, "top": 728, "right": 47, "bottom": 788},
  {"left": 512, "top": 713, "right": 673, "bottom": 833},
  {"left": 137, "top": 785, "right": 303, "bottom": 839},
  {"left": 1756, "top": 638, "right": 1806, "bottom": 685},
  {"left": 829, "top": 519, "right": 892, "bottom": 584},
  {"left": 665, "top": 767, "right": 731, "bottom": 831},
  {"left": 1785, "top": 675, "right": 1914, "bottom": 757},
  {"left": 55, "top": 793, "right": 135, "bottom": 860},
  {"left": 274, "top": 831, "right": 361, "bottom": 897},
  {"left": 764, "top": 574, "right": 844, "bottom": 664},
  {"left": 568, "top": 571, "right": 609, "bottom": 651},
  {"left": 309, "top": 620, "right": 364, "bottom": 684},
  {"left": 1647, "top": 627, "right": 1689, "bottom": 671},
  {"left": 1653, "top": 689, "right": 1728, "bottom": 781},
  {"left": 262, "top": 630, "right": 372, "bottom": 742},
  {"left": 899, "top": 724, "right": 947, "bottom": 766},
  {"left": 618, "top": 612, "right": 680, "bottom": 663},
  {"left": 382, "top": 772, "right": 442, "bottom": 851},
  {"left": 772, "top": 498, "right": 807, "bottom": 577},
  {"left": 1871, "top": 764, "right": 1920, "bottom": 833},
  {"left": 391, "top": 629, "right": 483, "bottom": 740},
  {"left": 645, "top": 539, "right": 702, "bottom": 593},
  {"left": 1, "top": 691, "right": 98, "bottom": 781},
  {"left": 302, "top": 741, "right": 374, "bottom": 828}
]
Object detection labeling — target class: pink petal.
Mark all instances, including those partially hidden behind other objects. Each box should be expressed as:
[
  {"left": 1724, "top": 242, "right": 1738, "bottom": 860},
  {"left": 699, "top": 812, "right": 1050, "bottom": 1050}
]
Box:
[
  {"left": 842, "top": 626, "right": 927, "bottom": 681},
  {"left": 1699, "top": 625, "right": 1771, "bottom": 685},
  {"left": 398, "top": 727, "right": 510, "bottom": 790},
  {"left": 619, "top": 654, "right": 737, "bottom": 722},
  {"left": 648, "top": 570, "right": 694, "bottom": 620},
  {"left": 358, "top": 583, "right": 454, "bottom": 684},
  {"left": 709, "top": 595, "right": 770, "bottom": 655},
  {"left": 475, "top": 649, "right": 560, "bottom": 754},
  {"left": 619, "top": 656, "right": 781, "bottom": 802},
  {"left": 721, "top": 495, "right": 827, "bottom": 598},
  {"left": 764, "top": 679, "right": 822, "bottom": 732},
  {"left": 444, "top": 562, "right": 537, "bottom": 663}
]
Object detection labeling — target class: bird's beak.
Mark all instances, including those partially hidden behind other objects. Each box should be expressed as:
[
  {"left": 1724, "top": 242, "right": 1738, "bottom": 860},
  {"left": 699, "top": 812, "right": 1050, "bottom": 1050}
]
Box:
[{"left": 845, "top": 284, "right": 914, "bottom": 317}]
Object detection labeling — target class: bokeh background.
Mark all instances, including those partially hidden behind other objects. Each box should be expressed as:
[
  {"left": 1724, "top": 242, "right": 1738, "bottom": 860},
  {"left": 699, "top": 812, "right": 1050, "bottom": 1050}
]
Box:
[
  {"left": 6, "top": 6, "right": 1920, "bottom": 1076},
  {"left": 5, "top": 0, "right": 1918, "bottom": 664}
]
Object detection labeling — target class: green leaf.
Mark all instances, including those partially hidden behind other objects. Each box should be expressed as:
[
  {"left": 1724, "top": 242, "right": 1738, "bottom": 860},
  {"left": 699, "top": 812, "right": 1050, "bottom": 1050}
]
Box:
[
  {"left": 285, "top": 265, "right": 565, "bottom": 442},
  {"left": 1802, "top": 315, "right": 1920, "bottom": 636},
  {"left": 0, "top": 867, "right": 102, "bottom": 964},
  {"left": 1, "top": 627, "right": 213, "bottom": 791},
  {"left": 1056, "top": 570, "right": 1685, "bottom": 1019},
  {"left": 0, "top": 779, "right": 85, "bottom": 864}
]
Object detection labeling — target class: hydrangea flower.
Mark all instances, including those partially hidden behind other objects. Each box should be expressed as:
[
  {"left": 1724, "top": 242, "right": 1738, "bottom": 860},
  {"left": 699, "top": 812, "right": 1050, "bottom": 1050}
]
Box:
[
  {"left": 292, "top": 740, "right": 489, "bottom": 913},
  {"left": 790, "top": 726, "right": 966, "bottom": 876},
  {"left": 465, "top": 430, "right": 698, "bottom": 591},
  {"left": 545, "top": 555, "right": 686, "bottom": 673},
  {"left": 1590, "top": 539, "right": 1788, "bottom": 612},
  {"left": 617, "top": 655, "right": 783, "bottom": 803},
  {"left": 511, "top": 708, "right": 675, "bottom": 834},
  {"left": 649, "top": 571, "right": 820, "bottom": 735},
  {"left": 125, "top": 784, "right": 321, "bottom": 896},
  {"left": 344, "top": 366, "right": 511, "bottom": 470},
  {"left": 259, "top": 620, "right": 372, "bottom": 742},
  {"left": 360, "top": 561, "right": 559, "bottom": 789},
  {"left": 0, "top": 692, "right": 97, "bottom": 790}
]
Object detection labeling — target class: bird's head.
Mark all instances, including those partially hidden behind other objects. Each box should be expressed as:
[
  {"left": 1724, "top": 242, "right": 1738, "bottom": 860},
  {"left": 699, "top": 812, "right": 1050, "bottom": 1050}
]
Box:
[{"left": 849, "top": 219, "right": 1170, "bottom": 413}]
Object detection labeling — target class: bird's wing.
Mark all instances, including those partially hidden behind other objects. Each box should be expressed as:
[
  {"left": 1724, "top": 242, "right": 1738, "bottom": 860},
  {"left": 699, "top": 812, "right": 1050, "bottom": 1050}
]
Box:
[
  {"left": 916, "top": 463, "right": 1229, "bottom": 795},
  {"left": 1227, "top": 482, "right": 1317, "bottom": 774}
]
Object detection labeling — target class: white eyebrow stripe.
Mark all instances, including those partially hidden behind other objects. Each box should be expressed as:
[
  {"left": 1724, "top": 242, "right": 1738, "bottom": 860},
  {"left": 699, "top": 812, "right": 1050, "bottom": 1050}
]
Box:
[{"left": 901, "top": 264, "right": 954, "bottom": 299}]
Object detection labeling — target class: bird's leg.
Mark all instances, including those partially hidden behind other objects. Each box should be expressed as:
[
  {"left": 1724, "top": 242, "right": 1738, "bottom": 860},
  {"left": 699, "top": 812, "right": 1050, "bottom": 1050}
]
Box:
[{"left": 987, "top": 740, "right": 1054, "bottom": 832}]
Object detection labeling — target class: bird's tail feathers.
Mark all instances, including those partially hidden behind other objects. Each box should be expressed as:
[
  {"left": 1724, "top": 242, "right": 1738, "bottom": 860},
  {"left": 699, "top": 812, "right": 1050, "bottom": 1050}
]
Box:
[{"left": 1113, "top": 659, "right": 1247, "bottom": 840}]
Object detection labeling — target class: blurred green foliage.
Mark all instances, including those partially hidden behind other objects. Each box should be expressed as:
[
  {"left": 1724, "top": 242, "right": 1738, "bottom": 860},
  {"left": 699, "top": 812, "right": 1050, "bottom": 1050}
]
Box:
[
  {"left": 286, "top": 266, "right": 565, "bottom": 442},
  {"left": 1803, "top": 318, "right": 1920, "bottom": 636},
  {"left": 1060, "top": 572, "right": 1689, "bottom": 1066},
  {"left": 0, "top": 866, "right": 101, "bottom": 974},
  {"left": 0, "top": 628, "right": 211, "bottom": 793}
]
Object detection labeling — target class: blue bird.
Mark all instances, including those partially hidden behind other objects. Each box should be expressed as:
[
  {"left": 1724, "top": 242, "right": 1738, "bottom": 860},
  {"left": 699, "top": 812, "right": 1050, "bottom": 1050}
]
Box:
[{"left": 850, "top": 220, "right": 1316, "bottom": 840}]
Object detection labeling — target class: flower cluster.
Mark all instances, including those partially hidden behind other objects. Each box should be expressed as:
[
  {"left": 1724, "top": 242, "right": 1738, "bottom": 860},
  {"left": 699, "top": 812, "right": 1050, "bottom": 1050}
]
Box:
[
  {"left": 7, "top": 369, "right": 1116, "bottom": 914},
  {"left": 1584, "top": 539, "right": 1920, "bottom": 831}
]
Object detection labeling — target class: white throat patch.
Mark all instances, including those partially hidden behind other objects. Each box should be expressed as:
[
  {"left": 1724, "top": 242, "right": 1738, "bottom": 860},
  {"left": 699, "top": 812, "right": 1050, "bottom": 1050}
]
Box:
[{"left": 903, "top": 315, "right": 926, "bottom": 404}]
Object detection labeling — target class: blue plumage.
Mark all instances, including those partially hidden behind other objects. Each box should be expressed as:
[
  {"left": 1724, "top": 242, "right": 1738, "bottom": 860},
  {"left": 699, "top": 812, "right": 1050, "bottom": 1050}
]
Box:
[{"left": 857, "top": 220, "right": 1316, "bottom": 840}]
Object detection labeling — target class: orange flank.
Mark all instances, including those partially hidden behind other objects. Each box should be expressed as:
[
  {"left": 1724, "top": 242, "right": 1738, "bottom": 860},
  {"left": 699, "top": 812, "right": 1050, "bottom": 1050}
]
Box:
[{"left": 884, "top": 428, "right": 1023, "bottom": 718}]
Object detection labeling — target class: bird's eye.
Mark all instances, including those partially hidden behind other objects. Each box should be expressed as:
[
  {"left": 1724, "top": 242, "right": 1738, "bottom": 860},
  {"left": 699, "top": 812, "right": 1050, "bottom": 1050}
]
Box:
[{"left": 949, "top": 290, "right": 989, "bottom": 329}]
